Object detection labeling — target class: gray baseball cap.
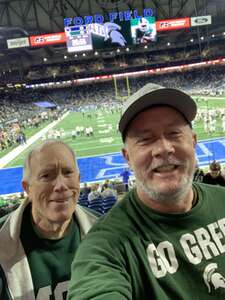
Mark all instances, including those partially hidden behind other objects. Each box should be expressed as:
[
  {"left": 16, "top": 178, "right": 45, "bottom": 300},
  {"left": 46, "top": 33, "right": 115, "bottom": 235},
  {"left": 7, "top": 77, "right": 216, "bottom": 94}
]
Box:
[{"left": 119, "top": 83, "right": 197, "bottom": 141}]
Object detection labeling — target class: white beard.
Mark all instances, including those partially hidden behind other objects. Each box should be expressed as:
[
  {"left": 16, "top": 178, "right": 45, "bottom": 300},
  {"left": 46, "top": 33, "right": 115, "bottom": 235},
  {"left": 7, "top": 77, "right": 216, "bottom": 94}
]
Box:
[{"left": 133, "top": 156, "right": 195, "bottom": 205}]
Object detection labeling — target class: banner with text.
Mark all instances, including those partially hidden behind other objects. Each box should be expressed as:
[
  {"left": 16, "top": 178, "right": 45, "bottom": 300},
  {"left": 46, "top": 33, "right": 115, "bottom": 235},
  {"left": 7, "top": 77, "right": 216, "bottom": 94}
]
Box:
[
  {"left": 7, "top": 37, "right": 30, "bottom": 49},
  {"left": 156, "top": 18, "right": 190, "bottom": 31},
  {"left": 30, "top": 33, "right": 66, "bottom": 46}
]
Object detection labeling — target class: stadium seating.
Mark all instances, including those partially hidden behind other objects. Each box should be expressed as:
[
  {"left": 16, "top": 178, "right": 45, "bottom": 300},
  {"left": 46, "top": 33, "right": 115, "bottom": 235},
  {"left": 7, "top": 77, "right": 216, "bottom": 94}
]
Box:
[
  {"left": 78, "top": 193, "right": 89, "bottom": 208},
  {"left": 102, "top": 195, "right": 117, "bottom": 214},
  {"left": 88, "top": 196, "right": 103, "bottom": 214}
]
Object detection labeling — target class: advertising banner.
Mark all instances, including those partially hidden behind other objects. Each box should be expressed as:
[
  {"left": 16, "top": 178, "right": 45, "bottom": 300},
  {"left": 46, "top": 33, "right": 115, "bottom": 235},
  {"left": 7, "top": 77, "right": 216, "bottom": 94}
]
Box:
[
  {"left": 30, "top": 32, "right": 66, "bottom": 46},
  {"left": 7, "top": 37, "right": 29, "bottom": 49},
  {"left": 156, "top": 18, "right": 190, "bottom": 31},
  {"left": 191, "top": 15, "right": 212, "bottom": 27}
]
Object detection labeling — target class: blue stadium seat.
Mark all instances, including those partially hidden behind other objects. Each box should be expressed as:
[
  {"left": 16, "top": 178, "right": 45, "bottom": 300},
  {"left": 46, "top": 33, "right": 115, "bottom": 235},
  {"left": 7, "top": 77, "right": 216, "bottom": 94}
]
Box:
[
  {"left": 88, "top": 197, "right": 103, "bottom": 214},
  {"left": 78, "top": 193, "right": 89, "bottom": 208},
  {"left": 102, "top": 196, "right": 117, "bottom": 214}
]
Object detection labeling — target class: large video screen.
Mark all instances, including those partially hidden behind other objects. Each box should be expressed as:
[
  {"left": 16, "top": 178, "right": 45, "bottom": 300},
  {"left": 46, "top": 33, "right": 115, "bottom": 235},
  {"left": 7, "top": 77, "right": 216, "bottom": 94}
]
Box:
[
  {"left": 65, "top": 26, "right": 93, "bottom": 52},
  {"left": 65, "top": 16, "right": 156, "bottom": 53},
  {"left": 130, "top": 16, "right": 156, "bottom": 44}
]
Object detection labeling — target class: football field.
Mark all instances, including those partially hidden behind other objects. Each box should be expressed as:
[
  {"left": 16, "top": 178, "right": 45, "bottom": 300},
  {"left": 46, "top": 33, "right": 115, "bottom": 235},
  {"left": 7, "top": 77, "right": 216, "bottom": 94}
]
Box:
[
  {"left": 0, "top": 95, "right": 225, "bottom": 195},
  {"left": 4, "top": 95, "right": 225, "bottom": 168},
  {"left": 6, "top": 109, "right": 122, "bottom": 167}
]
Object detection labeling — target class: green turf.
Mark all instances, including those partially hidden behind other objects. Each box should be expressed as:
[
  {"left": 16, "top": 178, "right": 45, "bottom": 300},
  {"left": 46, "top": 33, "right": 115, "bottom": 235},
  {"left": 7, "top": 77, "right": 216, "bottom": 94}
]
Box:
[{"left": 4, "top": 96, "right": 225, "bottom": 168}]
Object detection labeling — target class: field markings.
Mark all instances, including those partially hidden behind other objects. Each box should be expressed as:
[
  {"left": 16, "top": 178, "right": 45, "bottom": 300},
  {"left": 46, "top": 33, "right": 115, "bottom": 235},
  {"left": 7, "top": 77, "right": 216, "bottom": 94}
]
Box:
[
  {"left": 99, "top": 137, "right": 114, "bottom": 143},
  {"left": 0, "top": 112, "right": 70, "bottom": 168},
  {"left": 97, "top": 123, "right": 108, "bottom": 126},
  {"left": 72, "top": 143, "right": 122, "bottom": 153},
  {"left": 197, "top": 143, "right": 213, "bottom": 157},
  {"left": 98, "top": 130, "right": 110, "bottom": 134}
]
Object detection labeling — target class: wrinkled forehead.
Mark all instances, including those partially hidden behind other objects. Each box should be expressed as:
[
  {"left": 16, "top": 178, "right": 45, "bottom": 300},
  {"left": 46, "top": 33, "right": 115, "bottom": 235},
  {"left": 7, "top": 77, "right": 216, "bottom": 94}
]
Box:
[{"left": 31, "top": 143, "right": 75, "bottom": 168}]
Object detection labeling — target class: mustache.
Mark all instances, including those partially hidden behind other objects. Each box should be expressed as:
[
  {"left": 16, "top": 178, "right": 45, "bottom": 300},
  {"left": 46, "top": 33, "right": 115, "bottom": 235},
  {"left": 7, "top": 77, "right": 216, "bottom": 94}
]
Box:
[{"left": 149, "top": 157, "right": 184, "bottom": 171}]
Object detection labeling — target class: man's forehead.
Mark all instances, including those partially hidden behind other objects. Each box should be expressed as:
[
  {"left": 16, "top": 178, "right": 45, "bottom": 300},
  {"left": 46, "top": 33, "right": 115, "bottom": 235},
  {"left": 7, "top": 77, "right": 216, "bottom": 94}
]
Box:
[
  {"left": 125, "top": 106, "right": 190, "bottom": 139},
  {"left": 30, "top": 144, "right": 74, "bottom": 165}
]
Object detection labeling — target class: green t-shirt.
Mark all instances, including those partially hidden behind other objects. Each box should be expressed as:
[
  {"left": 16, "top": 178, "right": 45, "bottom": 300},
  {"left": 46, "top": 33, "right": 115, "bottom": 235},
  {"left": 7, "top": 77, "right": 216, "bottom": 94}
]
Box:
[
  {"left": 21, "top": 204, "right": 80, "bottom": 300},
  {"left": 68, "top": 183, "right": 225, "bottom": 300}
]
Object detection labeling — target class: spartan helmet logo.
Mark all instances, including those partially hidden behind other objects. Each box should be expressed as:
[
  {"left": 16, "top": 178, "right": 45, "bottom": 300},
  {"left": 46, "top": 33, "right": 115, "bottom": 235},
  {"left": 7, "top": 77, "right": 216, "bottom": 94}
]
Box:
[{"left": 203, "top": 263, "right": 225, "bottom": 293}]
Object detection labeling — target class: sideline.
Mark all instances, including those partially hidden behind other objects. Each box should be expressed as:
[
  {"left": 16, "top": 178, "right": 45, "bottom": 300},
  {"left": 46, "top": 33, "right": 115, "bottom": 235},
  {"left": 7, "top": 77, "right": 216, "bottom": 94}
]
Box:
[{"left": 0, "top": 112, "right": 70, "bottom": 169}]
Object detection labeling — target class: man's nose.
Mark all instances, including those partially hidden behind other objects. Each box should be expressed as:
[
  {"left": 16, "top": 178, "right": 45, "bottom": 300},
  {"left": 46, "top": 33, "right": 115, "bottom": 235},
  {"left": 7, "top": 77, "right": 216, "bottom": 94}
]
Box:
[
  {"left": 151, "top": 138, "right": 175, "bottom": 157},
  {"left": 53, "top": 174, "right": 68, "bottom": 192}
]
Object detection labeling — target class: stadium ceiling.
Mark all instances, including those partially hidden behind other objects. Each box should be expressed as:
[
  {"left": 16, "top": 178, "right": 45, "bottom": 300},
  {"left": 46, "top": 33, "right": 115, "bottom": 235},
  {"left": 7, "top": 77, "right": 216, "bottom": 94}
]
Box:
[{"left": 0, "top": 0, "right": 224, "bottom": 72}]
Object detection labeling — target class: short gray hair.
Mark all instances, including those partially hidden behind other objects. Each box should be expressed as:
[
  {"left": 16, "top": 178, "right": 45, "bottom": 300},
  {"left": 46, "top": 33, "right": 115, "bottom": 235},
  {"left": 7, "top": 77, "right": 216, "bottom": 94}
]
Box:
[{"left": 22, "top": 139, "right": 79, "bottom": 183}]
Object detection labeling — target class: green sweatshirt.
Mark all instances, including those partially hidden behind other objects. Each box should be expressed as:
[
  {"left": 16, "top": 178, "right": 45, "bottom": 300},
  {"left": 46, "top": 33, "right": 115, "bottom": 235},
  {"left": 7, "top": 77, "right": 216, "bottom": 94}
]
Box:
[
  {"left": 20, "top": 204, "right": 81, "bottom": 299},
  {"left": 68, "top": 183, "right": 225, "bottom": 300},
  {"left": 0, "top": 198, "right": 99, "bottom": 300}
]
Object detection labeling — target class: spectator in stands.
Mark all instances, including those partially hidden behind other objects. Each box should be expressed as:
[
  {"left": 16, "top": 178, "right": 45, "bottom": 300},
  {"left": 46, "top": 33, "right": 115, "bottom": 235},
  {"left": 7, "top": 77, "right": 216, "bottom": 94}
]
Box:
[
  {"left": 0, "top": 201, "right": 20, "bottom": 217},
  {"left": 0, "top": 140, "right": 99, "bottom": 299},
  {"left": 80, "top": 182, "right": 91, "bottom": 197},
  {"left": 68, "top": 83, "right": 225, "bottom": 299},
  {"left": 101, "top": 181, "right": 117, "bottom": 199},
  {"left": 193, "top": 164, "right": 204, "bottom": 182},
  {"left": 101, "top": 179, "right": 114, "bottom": 192},
  {"left": 120, "top": 167, "right": 131, "bottom": 191},
  {"left": 203, "top": 160, "right": 225, "bottom": 186},
  {"left": 88, "top": 183, "right": 102, "bottom": 202}
]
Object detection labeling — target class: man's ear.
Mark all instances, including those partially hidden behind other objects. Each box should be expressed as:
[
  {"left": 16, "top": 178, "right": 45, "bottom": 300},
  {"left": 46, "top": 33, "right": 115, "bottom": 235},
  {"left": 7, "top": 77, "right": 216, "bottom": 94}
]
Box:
[
  {"left": 22, "top": 180, "right": 29, "bottom": 194},
  {"left": 192, "top": 132, "right": 197, "bottom": 148},
  {"left": 122, "top": 147, "right": 131, "bottom": 168}
]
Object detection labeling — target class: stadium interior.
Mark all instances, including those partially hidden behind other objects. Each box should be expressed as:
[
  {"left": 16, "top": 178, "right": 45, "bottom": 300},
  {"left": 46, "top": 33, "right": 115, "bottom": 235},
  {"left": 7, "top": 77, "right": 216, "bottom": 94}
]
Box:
[{"left": 0, "top": 0, "right": 224, "bottom": 214}]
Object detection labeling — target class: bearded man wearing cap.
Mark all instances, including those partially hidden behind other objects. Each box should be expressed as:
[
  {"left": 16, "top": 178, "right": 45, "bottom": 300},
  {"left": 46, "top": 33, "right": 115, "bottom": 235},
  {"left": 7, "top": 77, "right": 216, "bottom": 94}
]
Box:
[{"left": 68, "top": 83, "right": 225, "bottom": 300}]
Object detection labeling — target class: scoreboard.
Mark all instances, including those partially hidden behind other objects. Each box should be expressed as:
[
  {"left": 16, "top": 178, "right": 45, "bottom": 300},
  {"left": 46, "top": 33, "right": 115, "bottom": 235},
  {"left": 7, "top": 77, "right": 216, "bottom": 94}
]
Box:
[
  {"left": 65, "top": 26, "right": 93, "bottom": 52},
  {"left": 6, "top": 15, "right": 211, "bottom": 52},
  {"left": 64, "top": 17, "right": 157, "bottom": 53}
]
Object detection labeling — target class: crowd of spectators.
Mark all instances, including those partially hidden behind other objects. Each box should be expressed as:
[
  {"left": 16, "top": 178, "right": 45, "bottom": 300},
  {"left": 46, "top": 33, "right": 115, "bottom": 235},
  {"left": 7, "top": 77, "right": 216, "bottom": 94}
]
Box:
[
  {"left": 0, "top": 64, "right": 225, "bottom": 151},
  {"left": 36, "top": 63, "right": 225, "bottom": 101},
  {"left": 0, "top": 196, "right": 22, "bottom": 217},
  {"left": 69, "top": 178, "right": 131, "bottom": 214},
  {"left": 26, "top": 64, "right": 225, "bottom": 104},
  {"left": 0, "top": 89, "right": 65, "bottom": 151},
  {"left": 20, "top": 38, "right": 225, "bottom": 82},
  {"left": 1, "top": 35, "right": 224, "bottom": 87},
  {"left": 127, "top": 65, "right": 225, "bottom": 96}
]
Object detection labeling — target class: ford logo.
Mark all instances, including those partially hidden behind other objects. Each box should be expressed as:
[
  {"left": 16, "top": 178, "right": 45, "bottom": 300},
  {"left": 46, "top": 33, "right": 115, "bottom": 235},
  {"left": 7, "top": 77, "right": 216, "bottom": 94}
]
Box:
[{"left": 194, "top": 17, "right": 208, "bottom": 24}]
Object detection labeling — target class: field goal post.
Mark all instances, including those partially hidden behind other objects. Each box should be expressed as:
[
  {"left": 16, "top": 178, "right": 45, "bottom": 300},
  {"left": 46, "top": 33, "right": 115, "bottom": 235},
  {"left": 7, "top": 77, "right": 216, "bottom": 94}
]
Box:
[{"left": 113, "top": 75, "right": 131, "bottom": 102}]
